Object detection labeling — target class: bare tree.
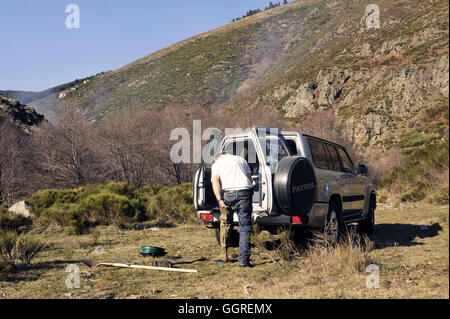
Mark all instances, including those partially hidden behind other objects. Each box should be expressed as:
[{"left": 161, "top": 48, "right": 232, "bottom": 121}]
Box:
[
  {"left": 33, "top": 107, "right": 104, "bottom": 189},
  {"left": 0, "top": 120, "right": 35, "bottom": 205},
  {"left": 98, "top": 108, "right": 170, "bottom": 187},
  {"left": 154, "top": 105, "right": 198, "bottom": 185}
]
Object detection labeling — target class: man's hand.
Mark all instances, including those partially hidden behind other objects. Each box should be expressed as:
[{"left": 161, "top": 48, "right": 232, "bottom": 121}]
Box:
[
  {"left": 212, "top": 174, "right": 227, "bottom": 209},
  {"left": 218, "top": 199, "right": 228, "bottom": 209}
]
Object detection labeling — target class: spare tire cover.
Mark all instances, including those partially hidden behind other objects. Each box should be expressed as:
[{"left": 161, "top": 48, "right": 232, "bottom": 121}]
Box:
[{"left": 273, "top": 156, "right": 317, "bottom": 216}]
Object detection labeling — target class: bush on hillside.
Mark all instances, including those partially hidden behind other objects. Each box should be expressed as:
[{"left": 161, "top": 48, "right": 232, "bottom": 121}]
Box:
[
  {"left": 428, "top": 186, "right": 449, "bottom": 205},
  {"left": 80, "top": 192, "right": 137, "bottom": 226},
  {"left": 27, "top": 182, "right": 196, "bottom": 232},
  {"left": 379, "top": 140, "right": 449, "bottom": 201},
  {"left": 0, "top": 205, "right": 32, "bottom": 232},
  {"left": 146, "top": 183, "right": 197, "bottom": 224},
  {"left": 400, "top": 187, "right": 426, "bottom": 202},
  {"left": 0, "top": 230, "right": 43, "bottom": 271}
]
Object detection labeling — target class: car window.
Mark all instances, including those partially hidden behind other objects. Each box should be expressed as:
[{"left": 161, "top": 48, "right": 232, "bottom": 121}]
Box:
[
  {"left": 308, "top": 139, "right": 332, "bottom": 170},
  {"left": 258, "top": 136, "right": 290, "bottom": 165},
  {"left": 325, "top": 144, "right": 341, "bottom": 172},
  {"left": 253, "top": 127, "right": 291, "bottom": 173},
  {"left": 336, "top": 147, "right": 354, "bottom": 174},
  {"left": 285, "top": 139, "right": 298, "bottom": 155},
  {"left": 224, "top": 139, "right": 259, "bottom": 174}
]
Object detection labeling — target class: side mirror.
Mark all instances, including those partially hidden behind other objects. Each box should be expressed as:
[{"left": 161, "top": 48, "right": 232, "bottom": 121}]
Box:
[{"left": 357, "top": 164, "right": 368, "bottom": 175}]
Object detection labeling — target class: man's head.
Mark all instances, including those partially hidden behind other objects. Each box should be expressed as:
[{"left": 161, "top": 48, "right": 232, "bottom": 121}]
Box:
[{"left": 213, "top": 152, "right": 228, "bottom": 163}]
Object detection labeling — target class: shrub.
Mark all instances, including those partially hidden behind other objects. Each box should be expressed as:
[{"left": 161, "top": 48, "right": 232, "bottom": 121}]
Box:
[
  {"left": 0, "top": 231, "right": 17, "bottom": 266},
  {"left": 15, "top": 235, "right": 44, "bottom": 265},
  {"left": 79, "top": 192, "right": 137, "bottom": 226},
  {"left": 379, "top": 140, "right": 449, "bottom": 202},
  {"left": 137, "top": 184, "right": 165, "bottom": 197},
  {"left": 0, "top": 205, "right": 32, "bottom": 232},
  {"left": 29, "top": 189, "right": 78, "bottom": 217},
  {"left": 91, "top": 228, "right": 101, "bottom": 245},
  {"left": 428, "top": 186, "right": 449, "bottom": 205},
  {"left": 0, "top": 231, "right": 43, "bottom": 269},
  {"left": 34, "top": 203, "right": 87, "bottom": 234},
  {"left": 146, "top": 183, "right": 196, "bottom": 223},
  {"left": 104, "top": 181, "right": 136, "bottom": 198},
  {"left": 377, "top": 194, "right": 387, "bottom": 203},
  {"left": 400, "top": 132, "right": 435, "bottom": 148},
  {"left": 27, "top": 182, "right": 197, "bottom": 233},
  {"left": 250, "top": 226, "right": 298, "bottom": 265},
  {"left": 400, "top": 187, "right": 426, "bottom": 202}
]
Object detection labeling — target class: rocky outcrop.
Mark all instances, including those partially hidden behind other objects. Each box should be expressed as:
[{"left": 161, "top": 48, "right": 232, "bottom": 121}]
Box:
[
  {"left": 0, "top": 94, "right": 44, "bottom": 132},
  {"left": 282, "top": 82, "right": 316, "bottom": 117},
  {"left": 431, "top": 54, "right": 449, "bottom": 98},
  {"left": 316, "top": 70, "right": 350, "bottom": 106},
  {"left": 58, "top": 79, "right": 89, "bottom": 99},
  {"left": 341, "top": 113, "right": 391, "bottom": 146},
  {"left": 388, "top": 65, "right": 433, "bottom": 116},
  {"left": 281, "top": 69, "right": 351, "bottom": 116},
  {"left": 8, "top": 201, "right": 34, "bottom": 218}
]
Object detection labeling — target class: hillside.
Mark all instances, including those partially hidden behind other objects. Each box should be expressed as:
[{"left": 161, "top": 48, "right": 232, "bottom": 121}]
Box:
[{"left": 0, "top": 94, "right": 44, "bottom": 132}]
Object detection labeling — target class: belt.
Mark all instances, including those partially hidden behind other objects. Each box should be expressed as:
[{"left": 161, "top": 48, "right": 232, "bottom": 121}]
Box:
[{"left": 223, "top": 188, "right": 253, "bottom": 194}]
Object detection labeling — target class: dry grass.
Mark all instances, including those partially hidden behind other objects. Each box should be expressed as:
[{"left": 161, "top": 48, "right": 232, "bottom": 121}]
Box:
[
  {"left": 0, "top": 203, "right": 448, "bottom": 299},
  {"left": 299, "top": 229, "right": 375, "bottom": 276}
]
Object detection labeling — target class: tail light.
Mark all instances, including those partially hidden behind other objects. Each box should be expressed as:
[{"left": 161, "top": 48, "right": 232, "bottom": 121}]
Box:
[
  {"left": 292, "top": 216, "right": 309, "bottom": 225},
  {"left": 200, "top": 213, "right": 214, "bottom": 221}
]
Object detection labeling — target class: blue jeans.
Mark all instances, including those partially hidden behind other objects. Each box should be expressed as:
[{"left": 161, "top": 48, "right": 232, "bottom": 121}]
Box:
[{"left": 223, "top": 189, "right": 253, "bottom": 265}]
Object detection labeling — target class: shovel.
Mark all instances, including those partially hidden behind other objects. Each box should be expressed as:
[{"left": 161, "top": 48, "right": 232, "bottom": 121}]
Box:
[{"left": 79, "top": 259, "right": 197, "bottom": 273}]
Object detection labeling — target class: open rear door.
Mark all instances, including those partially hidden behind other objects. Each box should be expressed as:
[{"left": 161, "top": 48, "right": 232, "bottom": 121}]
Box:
[
  {"left": 193, "top": 129, "right": 222, "bottom": 211},
  {"left": 249, "top": 126, "right": 293, "bottom": 215}
]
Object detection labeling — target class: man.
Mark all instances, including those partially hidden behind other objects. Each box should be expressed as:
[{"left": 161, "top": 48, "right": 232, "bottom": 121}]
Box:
[{"left": 211, "top": 152, "right": 254, "bottom": 267}]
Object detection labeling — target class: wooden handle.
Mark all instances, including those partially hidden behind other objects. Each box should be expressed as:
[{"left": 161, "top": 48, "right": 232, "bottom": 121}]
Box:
[{"left": 96, "top": 262, "right": 198, "bottom": 273}]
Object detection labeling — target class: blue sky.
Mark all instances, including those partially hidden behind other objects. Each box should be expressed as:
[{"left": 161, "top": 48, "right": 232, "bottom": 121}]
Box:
[{"left": 0, "top": 0, "right": 285, "bottom": 92}]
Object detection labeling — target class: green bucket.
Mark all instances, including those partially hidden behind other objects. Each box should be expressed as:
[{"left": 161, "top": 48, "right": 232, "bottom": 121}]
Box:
[{"left": 141, "top": 246, "right": 165, "bottom": 254}]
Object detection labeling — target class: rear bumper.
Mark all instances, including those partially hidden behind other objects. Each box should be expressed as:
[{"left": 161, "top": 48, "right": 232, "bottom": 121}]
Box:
[{"left": 197, "top": 202, "right": 329, "bottom": 228}]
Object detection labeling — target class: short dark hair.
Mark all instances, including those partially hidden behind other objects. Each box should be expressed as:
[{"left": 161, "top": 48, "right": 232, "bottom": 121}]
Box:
[{"left": 213, "top": 152, "right": 228, "bottom": 163}]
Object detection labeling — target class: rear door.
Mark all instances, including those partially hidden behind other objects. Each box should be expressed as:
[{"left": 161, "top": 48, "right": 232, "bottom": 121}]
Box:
[
  {"left": 193, "top": 129, "right": 222, "bottom": 211},
  {"left": 307, "top": 139, "right": 336, "bottom": 202},
  {"left": 222, "top": 136, "right": 264, "bottom": 211},
  {"left": 250, "top": 126, "right": 293, "bottom": 214}
]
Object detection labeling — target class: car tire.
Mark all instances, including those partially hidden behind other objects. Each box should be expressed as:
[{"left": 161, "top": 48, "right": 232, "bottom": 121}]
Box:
[
  {"left": 358, "top": 194, "right": 376, "bottom": 235},
  {"left": 273, "top": 156, "right": 317, "bottom": 216},
  {"left": 324, "top": 201, "right": 344, "bottom": 242},
  {"left": 215, "top": 227, "right": 239, "bottom": 247}
]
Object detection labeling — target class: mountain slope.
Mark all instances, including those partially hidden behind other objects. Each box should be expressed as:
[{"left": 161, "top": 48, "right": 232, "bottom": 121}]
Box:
[{"left": 57, "top": 1, "right": 337, "bottom": 116}]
